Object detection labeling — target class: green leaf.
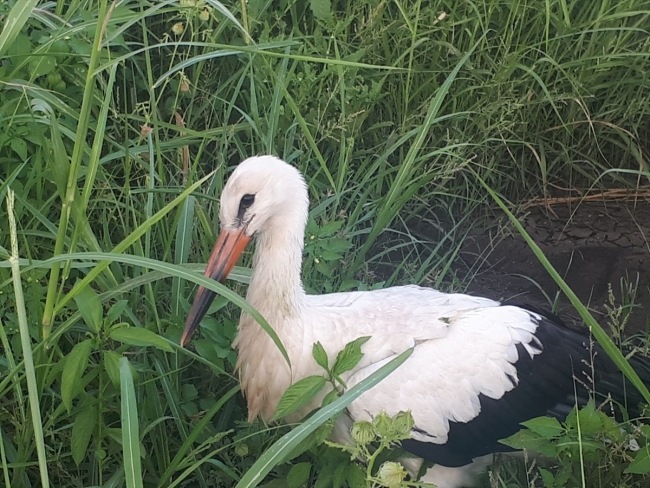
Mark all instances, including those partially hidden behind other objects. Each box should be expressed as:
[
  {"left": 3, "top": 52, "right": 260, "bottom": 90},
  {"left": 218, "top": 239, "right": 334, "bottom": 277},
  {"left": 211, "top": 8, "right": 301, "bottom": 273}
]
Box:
[
  {"left": 75, "top": 285, "right": 103, "bottom": 333},
  {"left": 312, "top": 342, "right": 329, "bottom": 371},
  {"left": 273, "top": 376, "right": 327, "bottom": 420},
  {"left": 236, "top": 349, "right": 412, "bottom": 488},
  {"left": 110, "top": 326, "right": 173, "bottom": 352},
  {"left": 499, "top": 429, "right": 557, "bottom": 458},
  {"left": 0, "top": 0, "right": 39, "bottom": 59},
  {"left": 332, "top": 337, "right": 371, "bottom": 377},
  {"left": 318, "top": 220, "right": 343, "bottom": 237},
  {"left": 625, "top": 446, "right": 650, "bottom": 474},
  {"left": 314, "top": 260, "right": 332, "bottom": 277},
  {"left": 538, "top": 467, "right": 555, "bottom": 488},
  {"left": 28, "top": 55, "right": 56, "bottom": 78},
  {"left": 103, "top": 350, "right": 122, "bottom": 387},
  {"left": 287, "top": 462, "right": 311, "bottom": 488},
  {"left": 320, "top": 250, "right": 343, "bottom": 261},
  {"left": 521, "top": 416, "right": 564, "bottom": 438},
  {"left": 120, "top": 357, "right": 143, "bottom": 488},
  {"left": 326, "top": 239, "right": 352, "bottom": 253},
  {"left": 576, "top": 400, "right": 602, "bottom": 436},
  {"left": 106, "top": 300, "right": 128, "bottom": 326},
  {"left": 61, "top": 339, "right": 93, "bottom": 412},
  {"left": 332, "top": 462, "right": 346, "bottom": 488},
  {"left": 9, "top": 138, "right": 27, "bottom": 160},
  {"left": 346, "top": 463, "right": 365, "bottom": 487},
  {"left": 172, "top": 195, "right": 195, "bottom": 315},
  {"left": 598, "top": 411, "right": 623, "bottom": 442},
  {"left": 71, "top": 404, "right": 96, "bottom": 466}
]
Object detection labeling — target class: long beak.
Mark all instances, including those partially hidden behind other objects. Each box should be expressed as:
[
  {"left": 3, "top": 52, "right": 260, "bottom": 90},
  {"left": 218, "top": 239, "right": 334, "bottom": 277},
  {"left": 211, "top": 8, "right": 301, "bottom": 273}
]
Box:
[{"left": 181, "top": 227, "right": 251, "bottom": 347}]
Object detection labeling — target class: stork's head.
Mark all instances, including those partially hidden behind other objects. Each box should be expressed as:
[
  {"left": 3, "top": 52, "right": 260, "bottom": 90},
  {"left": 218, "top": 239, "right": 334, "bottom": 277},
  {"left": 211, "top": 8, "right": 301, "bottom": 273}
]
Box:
[{"left": 181, "top": 155, "right": 308, "bottom": 346}]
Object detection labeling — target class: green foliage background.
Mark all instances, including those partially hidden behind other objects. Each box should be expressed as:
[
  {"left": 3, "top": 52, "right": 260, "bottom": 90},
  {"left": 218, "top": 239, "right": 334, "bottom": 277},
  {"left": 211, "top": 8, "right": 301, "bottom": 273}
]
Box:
[{"left": 0, "top": 0, "right": 649, "bottom": 486}]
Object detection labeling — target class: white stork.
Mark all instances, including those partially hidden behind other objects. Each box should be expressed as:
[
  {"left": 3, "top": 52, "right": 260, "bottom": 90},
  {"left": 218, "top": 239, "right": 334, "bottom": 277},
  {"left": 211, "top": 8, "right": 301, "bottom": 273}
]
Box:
[{"left": 180, "top": 155, "right": 649, "bottom": 488}]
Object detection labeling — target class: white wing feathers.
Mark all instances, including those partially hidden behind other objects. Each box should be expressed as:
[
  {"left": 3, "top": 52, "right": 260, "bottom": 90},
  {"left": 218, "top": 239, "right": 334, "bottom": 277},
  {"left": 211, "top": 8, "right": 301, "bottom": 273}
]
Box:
[{"left": 339, "top": 301, "right": 543, "bottom": 444}]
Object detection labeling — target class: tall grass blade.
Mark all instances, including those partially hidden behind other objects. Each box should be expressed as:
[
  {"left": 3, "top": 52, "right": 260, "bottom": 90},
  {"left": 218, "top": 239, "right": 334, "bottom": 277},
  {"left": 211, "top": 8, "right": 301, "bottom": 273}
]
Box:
[
  {"left": 6, "top": 190, "right": 50, "bottom": 488},
  {"left": 51, "top": 172, "right": 215, "bottom": 317},
  {"left": 172, "top": 196, "right": 195, "bottom": 315},
  {"left": 158, "top": 385, "right": 240, "bottom": 486},
  {"left": 235, "top": 348, "right": 413, "bottom": 488},
  {"left": 351, "top": 36, "right": 484, "bottom": 274},
  {"left": 36, "top": 251, "right": 289, "bottom": 367},
  {"left": 0, "top": 0, "right": 39, "bottom": 58},
  {"left": 42, "top": 0, "right": 109, "bottom": 335},
  {"left": 120, "top": 357, "right": 144, "bottom": 488}
]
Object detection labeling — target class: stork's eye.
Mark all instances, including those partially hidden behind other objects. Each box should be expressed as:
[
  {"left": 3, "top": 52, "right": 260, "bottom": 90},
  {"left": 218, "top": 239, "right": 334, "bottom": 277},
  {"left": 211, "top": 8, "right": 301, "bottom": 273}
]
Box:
[
  {"left": 237, "top": 193, "right": 255, "bottom": 220},
  {"left": 240, "top": 193, "right": 255, "bottom": 209}
]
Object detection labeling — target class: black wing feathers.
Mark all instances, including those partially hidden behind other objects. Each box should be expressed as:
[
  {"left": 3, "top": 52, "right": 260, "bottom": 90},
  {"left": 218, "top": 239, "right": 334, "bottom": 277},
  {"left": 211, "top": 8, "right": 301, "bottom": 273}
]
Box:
[{"left": 400, "top": 305, "right": 650, "bottom": 468}]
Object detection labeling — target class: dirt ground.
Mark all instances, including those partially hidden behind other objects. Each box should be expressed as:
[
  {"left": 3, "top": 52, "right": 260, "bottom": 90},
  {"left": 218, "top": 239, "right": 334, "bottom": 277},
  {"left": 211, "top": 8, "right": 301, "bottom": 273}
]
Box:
[{"left": 457, "top": 199, "right": 650, "bottom": 335}]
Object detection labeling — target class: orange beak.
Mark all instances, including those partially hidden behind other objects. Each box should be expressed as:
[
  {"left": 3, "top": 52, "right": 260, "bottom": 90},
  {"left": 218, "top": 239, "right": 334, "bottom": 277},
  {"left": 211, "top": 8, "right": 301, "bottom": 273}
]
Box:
[{"left": 181, "top": 227, "right": 251, "bottom": 347}]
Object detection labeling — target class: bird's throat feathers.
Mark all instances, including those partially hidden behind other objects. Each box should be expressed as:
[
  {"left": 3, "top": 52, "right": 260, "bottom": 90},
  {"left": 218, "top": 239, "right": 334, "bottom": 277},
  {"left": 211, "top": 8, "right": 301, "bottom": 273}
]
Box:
[
  {"left": 247, "top": 218, "right": 307, "bottom": 317},
  {"left": 233, "top": 220, "right": 308, "bottom": 422}
]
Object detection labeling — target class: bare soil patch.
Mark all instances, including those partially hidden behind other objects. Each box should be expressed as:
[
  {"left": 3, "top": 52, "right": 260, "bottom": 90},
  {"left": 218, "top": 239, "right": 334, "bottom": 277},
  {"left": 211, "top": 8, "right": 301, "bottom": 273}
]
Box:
[{"left": 458, "top": 200, "right": 650, "bottom": 334}]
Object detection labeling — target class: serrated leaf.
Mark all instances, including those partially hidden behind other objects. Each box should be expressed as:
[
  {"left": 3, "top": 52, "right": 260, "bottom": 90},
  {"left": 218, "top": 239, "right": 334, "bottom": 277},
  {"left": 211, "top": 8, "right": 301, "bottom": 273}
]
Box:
[
  {"left": 104, "top": 350, "right": 122, "bottom": 387},
  {"left": 332, "top": 462, "right": 346, "bottom": 488},
  {"left": 318, "top": 220, "right": 343, "bottom": 237},
  {"left": 313, "top": 466, "right": 333, "bottom": 488},
  {"left": 499, "top": 428, "right": 557, "bottom": 457},
  {"left": 71, "top": 404, "right": 96, "bottom": 465},
  {"left": 346, "top": 463, "right": 365, "bottom": 487},
  {"left": 598, "top": 410, "right": 623, "bottom": 442},
  {"left": 75, "top": 285, "right": 103, "bottom": 333},
  {"left": 110, "top": 326, "right": 173, "bottom": 352},
  {"left": 325, "top": 239, "right": 352, "bottom": 253},
  {"left": 332, "top": 337, "right": 371, "bottom": 377},
  {"left": 522, "top": 416, "right": 564, "bottom": 438},
  {"left": 61, "top": 339, "right": 93, "bottom": 412},
  {"left": 576, "top": 400, "right": 602, "bottom": 436},
  {"left": 273, "top": 376, "right": 327, "bottom": 420},
  {"left": 287, "top": 462, "right": 311, "bottom": 488},
  {"left": 625, "top": 446, "right": 650, "bottom": 474},
  {"left": 312, "top": 342, "right": 328, "bottom": 371}
]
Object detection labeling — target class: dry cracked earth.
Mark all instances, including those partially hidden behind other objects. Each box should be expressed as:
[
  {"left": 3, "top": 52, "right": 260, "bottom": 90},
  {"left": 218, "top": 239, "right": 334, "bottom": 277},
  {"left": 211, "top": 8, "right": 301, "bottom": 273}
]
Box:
[{"left": 458, "top": 199, "right": 650, "bottom": 336}]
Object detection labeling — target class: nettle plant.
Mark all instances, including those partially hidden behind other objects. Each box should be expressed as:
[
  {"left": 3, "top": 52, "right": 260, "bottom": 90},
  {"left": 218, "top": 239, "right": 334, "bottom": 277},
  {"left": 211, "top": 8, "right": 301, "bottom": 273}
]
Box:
[
  {"left": 270, "top": 337, "right": 431, "bottom": 488},
  {"left": 500, "top": 400, "right": 650, "bottom": 487}
]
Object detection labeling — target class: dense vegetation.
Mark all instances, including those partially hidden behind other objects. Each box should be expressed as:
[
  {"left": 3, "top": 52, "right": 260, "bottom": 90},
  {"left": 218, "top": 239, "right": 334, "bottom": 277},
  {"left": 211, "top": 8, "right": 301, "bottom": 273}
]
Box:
[{"left": 1, "top": 0, "right": 649, "bottom": 486}]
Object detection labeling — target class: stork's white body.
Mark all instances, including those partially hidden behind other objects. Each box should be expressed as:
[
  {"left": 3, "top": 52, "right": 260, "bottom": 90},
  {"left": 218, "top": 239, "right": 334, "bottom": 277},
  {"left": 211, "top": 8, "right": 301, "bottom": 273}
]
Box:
[{"left": 184, "top": 156, "right": 647, "bottom": 488}]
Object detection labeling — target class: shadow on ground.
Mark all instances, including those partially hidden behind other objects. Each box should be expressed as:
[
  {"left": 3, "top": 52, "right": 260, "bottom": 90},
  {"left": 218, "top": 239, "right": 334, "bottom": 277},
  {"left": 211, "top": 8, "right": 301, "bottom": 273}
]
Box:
[{"left": 458, "top": 200, "right": 650, "bottom": 335}]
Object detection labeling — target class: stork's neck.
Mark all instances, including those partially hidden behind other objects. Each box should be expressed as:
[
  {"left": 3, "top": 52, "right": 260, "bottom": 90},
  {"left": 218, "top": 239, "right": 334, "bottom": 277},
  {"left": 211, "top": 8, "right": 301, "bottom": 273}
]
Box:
[{"left": 245, "top": 215, "right": 306, "bottom": 320}]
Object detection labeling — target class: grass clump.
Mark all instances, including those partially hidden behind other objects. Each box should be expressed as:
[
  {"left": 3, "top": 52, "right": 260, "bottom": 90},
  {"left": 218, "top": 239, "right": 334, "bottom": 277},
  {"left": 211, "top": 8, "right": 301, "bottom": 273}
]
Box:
[{"left": 0, "top": 0, "right": 649, "bottom": 486}]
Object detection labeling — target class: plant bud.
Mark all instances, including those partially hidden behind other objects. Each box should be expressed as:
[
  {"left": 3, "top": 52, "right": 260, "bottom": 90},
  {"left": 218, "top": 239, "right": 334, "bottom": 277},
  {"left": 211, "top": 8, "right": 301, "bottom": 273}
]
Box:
[
  {"left": 172, "top": 22, "right": 185, "bottom": 35},
  {"left": 351, "top": 420, "right": 376, "bottom": 446},
  {"left": 373, "top": 411, "right": 393, "bottom": 437},
  {"left": 393, "top": 411, "right": 415, "bottom": 437},
  {"left": 377, "top": 461, "right": 407, "bottom": 488},
  {"left": 234, "top": 443, "right": 249, "bottom": 457}
]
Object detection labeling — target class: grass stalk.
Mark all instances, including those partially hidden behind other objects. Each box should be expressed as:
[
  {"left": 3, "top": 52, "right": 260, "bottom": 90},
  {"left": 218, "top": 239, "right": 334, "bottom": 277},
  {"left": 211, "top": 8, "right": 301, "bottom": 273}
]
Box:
[
  {"left": 6, "top": 190, "right": 50, "bottom": 488},
  {"left": 41, "top": 0, "right": 110, "bottom": 336}
]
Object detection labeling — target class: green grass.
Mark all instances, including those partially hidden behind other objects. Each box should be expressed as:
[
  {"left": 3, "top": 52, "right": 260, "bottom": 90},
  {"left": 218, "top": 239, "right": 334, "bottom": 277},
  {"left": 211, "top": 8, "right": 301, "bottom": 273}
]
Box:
[{"left": 0, "top": 0, "right": 650, "bottom": 486}]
